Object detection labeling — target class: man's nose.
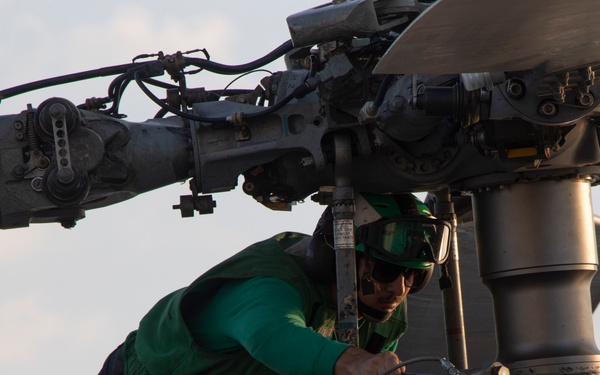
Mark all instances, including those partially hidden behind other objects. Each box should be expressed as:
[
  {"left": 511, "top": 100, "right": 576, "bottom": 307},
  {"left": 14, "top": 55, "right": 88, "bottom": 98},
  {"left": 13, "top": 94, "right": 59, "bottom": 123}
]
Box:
[{"left": 381, "top": 275, "right": 406, "bottom": 295}]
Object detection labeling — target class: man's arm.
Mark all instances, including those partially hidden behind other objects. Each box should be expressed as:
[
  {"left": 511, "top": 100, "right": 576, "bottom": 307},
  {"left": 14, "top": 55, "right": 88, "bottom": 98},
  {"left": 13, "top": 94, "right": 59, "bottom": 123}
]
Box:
[
  {"left": 190, "top": 277, "right": 348, "bottom": 374},
  {"left": 190, "top": 277, "right": 406, "bottom": 375}
]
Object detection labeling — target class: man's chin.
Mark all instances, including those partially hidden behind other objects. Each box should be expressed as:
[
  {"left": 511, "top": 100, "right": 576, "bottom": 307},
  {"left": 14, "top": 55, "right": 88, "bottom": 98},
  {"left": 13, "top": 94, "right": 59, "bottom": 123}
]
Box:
[{"left": 358, "top": 299, "right": 393, "bottom": 323}]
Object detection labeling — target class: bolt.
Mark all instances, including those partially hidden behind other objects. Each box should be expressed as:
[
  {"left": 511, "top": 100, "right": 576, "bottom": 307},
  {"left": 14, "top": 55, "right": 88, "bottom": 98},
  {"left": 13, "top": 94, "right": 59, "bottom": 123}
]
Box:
[
  {"left": 38, "top": 158, "right": 49, "bottom": 168},
  {"left": 13, "top": 121, "right": 24, "bottom": 130},
  {"left": 506, "top": 79, "right": 526, "bottom": 99},
  {"left": 394, "top": 156, "right": 407, "bottom": 169},
  {"left": 364, "top": 102, "right": 378, "bottom": 116},
  {"left": 13, "top": 165, "right": 26, "bottom": 176},
  {"left": 60, "top": 218, "right": 77, "bottom": 229},
  {"left": 538, "top": 102, "right": 558, "bottom": 117},
  {"left": 578, "top": 93, "right": 594, "bottom": 107},
  {"left": 57, "top": 167, "right": 74, "bottom": 184},
  {"left": 31, "top": 177, "right": 43, "bottom": 192},
  {"left": 388, "top": 96, "right": 407, "bottom": 114},
  {"left": 49, "top": 103, "right": 67, "bottom": 119},
  {"left": 243, "top": 181, "right": 255, "bottom": 193},
  {"left": 15, "top": 132, "right": 24, "bottom": 141}
]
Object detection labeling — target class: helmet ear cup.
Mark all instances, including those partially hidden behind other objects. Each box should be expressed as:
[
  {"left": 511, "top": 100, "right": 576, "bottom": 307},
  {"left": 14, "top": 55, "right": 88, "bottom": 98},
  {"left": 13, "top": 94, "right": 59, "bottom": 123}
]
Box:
[
  {"left": 305, "top": 233, "right": 336, "bottom": 283},
  {"left": 408, "top": 266, "right": 434, "bottom": 294},
  {"left": 305, "top": 206, "right": 336, "bottom": 283}
]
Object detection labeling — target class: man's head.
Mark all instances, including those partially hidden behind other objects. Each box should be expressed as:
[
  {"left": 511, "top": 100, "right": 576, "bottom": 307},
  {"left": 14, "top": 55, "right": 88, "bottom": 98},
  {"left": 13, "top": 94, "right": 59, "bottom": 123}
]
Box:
[{"left": 306, "top": 192, "right": 451, "bottom": 322}]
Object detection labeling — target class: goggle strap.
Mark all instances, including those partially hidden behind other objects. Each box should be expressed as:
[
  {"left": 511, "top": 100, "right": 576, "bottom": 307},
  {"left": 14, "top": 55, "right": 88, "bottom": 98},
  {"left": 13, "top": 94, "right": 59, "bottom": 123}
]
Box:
[{"left": 360, "top": 249, "right": 376, "bottom": 295}]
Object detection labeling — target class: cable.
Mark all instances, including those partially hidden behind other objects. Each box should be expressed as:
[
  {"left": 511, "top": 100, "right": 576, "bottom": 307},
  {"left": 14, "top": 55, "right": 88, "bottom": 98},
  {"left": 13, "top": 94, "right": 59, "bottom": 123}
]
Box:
[
  {"left": 2, "top": 39, "right": 297, "bottom": 122},
  {"left": 209, "top": 89, "right": 254, "bottom": 98},
  {"left": 143, "top": 78, "right": 178, "bottom": 90},
  {"left": 183, "top": 40, "right": 294, "bottom": 75},
  {"left": 373, "top": 74, "right": 393, "bottom": 108},
  {"left": 134, "top": 69, "right": 304, "bottom": 124},
  {"left": 379, "top": 356, "right": 446, "bottom": 375},
  {"left": 219, "top": 69, "right": 273, "bottom": 99},
  {"left": 0, "top": 62, "right": 140, "bottom": 101}
]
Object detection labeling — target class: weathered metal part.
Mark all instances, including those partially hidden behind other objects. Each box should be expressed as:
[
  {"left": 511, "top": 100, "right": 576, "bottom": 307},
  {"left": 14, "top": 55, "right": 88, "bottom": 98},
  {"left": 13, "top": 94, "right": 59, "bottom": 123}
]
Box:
[
  {"left": 472, "top": 179, "right": 600, "bottom": 374},
  {"left": 434, "top": 189, "right": 468, "bottom": 370},
  {"left": 374, "top": 0, "right": 600, "bottom": 74},
  {"left": 287, "top": 0, "right": 381, "bottom": 47},
  {"left": 332, "top": 134, "right": 359, "bottom": 346}
]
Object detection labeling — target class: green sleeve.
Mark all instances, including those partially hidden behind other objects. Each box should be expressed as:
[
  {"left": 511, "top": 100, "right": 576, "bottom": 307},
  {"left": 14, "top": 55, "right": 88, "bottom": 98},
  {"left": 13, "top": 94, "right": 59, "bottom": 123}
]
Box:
[
  {"left": 383, "top": 340, "right": 399, "bottom": 352},
  {"left": 189, "top": 277, "right": 349, "bottom": 375}
]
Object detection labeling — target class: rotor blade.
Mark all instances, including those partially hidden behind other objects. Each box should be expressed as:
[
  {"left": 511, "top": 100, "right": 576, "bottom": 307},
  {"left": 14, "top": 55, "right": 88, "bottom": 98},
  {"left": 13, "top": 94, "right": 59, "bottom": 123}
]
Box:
[{"left": 374, "top": 0, "right": 600, "bottom": 75}]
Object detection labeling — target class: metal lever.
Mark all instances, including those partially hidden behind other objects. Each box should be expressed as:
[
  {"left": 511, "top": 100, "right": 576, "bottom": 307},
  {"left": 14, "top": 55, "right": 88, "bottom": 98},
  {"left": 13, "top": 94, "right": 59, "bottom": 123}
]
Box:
[{"left": 49, "top": 103, "right": 75, "bottom": 184}]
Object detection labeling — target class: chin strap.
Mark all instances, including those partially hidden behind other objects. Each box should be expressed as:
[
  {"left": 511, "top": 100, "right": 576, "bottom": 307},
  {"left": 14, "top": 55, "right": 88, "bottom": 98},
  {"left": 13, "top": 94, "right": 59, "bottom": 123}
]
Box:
[{"left": 357, "top": 298, "right": 393, "bottom": 323}]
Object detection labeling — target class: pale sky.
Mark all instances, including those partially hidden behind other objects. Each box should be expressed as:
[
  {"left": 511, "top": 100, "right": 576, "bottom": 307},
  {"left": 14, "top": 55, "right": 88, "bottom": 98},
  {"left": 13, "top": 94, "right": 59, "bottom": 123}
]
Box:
[{"left": 0, "top": 1, "right": 599, "bottom": 374}]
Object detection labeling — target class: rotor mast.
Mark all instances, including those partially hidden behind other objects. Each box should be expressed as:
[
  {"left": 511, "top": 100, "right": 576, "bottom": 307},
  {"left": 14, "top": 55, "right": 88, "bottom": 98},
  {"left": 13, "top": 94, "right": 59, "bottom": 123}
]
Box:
[{"left": 472, "top": 178, "right": 600, "bottom": 374}]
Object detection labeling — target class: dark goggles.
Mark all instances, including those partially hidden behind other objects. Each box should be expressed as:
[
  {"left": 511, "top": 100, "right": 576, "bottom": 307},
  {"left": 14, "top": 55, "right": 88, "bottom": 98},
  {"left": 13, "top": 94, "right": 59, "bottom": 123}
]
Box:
[
  {"left": 355, "top": 216, "right": 451, "bottom": 265},
  {"left": 370, "top": 260, "right": 428, "bottom": 288}
]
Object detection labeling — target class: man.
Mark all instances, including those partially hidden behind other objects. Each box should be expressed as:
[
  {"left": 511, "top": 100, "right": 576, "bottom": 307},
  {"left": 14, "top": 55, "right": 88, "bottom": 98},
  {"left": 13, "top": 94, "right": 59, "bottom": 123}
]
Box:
[{"left": 99, "top": 192, "right": 450, "bottom": 375}]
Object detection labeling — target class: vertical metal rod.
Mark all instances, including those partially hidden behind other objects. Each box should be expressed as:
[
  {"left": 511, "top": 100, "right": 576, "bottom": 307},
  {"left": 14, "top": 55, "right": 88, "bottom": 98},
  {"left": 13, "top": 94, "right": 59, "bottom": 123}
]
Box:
[
  {"left": 434, "top": 189, "right": 468, "bottom": 369},
  {"left": 332, "top": 133, "right": 359, "bottom": 346}
]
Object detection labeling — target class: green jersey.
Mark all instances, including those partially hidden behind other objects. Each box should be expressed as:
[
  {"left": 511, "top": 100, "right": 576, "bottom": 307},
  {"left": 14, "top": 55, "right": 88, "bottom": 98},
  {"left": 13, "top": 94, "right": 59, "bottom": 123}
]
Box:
[{"left": 123, "top": 232, "right": 408, "bottom": 374}]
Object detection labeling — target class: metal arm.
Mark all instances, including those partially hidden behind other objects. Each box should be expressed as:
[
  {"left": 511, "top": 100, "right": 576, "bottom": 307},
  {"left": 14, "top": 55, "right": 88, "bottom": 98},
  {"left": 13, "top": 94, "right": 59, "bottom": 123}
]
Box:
[{"left": 332, "top": 133, "right": 359, "bottom": 346}]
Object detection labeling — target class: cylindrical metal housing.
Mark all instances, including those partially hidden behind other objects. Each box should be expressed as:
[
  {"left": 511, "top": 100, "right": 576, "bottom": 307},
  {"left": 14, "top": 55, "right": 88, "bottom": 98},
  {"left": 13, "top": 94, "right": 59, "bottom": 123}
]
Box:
[{"left": 472, "top": 179, "right": 600, "bottom": 373}]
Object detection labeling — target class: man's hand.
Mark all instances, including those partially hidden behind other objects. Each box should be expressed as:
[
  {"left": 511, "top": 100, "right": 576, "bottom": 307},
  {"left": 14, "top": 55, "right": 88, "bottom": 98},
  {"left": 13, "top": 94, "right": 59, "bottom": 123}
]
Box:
[{"left": 334, "top": 347, "right": 405, "bottom": 375}]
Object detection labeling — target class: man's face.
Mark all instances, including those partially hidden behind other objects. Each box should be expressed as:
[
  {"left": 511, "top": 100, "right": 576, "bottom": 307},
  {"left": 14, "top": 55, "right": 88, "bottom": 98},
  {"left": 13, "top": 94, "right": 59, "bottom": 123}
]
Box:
[{"left": 356, "top": 258, "right": 412, "bottom": 322}]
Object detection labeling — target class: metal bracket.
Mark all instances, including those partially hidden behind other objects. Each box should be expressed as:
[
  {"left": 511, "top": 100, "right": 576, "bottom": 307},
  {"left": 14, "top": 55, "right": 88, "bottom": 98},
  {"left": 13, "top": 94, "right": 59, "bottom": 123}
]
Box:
[
  {"left": 332, "top": 133, "right": 359, "bottom": 346},
  {"left": 434, "top": 189, "right": 468, "bottom": 370}
]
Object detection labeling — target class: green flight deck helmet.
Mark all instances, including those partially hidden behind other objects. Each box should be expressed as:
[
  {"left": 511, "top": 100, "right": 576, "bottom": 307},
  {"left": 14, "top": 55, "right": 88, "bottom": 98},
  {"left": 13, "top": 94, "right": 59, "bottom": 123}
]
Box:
[
  {"left": 306, "top": 192, "right": 451, "bottom": 292},
  {"left": 353, "top": 192, "right": 451, "bottom": 271}
]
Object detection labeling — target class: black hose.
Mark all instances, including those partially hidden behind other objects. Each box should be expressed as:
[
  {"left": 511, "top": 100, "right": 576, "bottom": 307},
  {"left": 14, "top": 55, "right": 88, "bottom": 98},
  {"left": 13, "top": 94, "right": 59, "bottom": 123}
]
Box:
[
  {"left": 209, "top": 89, "right": 254, "bottom": 97},
  {"left": 143, "top": 78, "right": 178, "bottom": 90},
  {"left": 2, "top": 39, "right": 295, "bottom": 120},
  {"left": 102, "top": 74, "right": 132, "bottom": 115},
  {"left": 134, "top": 70, "right": 226, "bottom": 123},
  {"left": 134, "top": 70, "right": 302, "bottom": 124},
  {"left": 184, "top": 40, "right": 294, "bottom": 75},
  {"left": 0, "top": 63, "right": 140, "bottom": 101},
  {"left": 379, "top": 356, "right": 444, "bottom": 375},
  {"left": 373, "top": 74, "right": 393, "bottom": 108}
]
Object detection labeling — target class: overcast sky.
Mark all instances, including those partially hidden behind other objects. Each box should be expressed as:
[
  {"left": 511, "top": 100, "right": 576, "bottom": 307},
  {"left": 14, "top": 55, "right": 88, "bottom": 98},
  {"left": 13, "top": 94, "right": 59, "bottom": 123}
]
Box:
[{"left": 0, "top": 1, "right": 599, "bottom": 374}]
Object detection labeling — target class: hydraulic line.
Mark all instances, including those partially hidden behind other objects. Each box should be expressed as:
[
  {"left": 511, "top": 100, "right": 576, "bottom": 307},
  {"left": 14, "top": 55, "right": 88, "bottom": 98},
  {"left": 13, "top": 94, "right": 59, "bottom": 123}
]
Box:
[
  {"left": 373, "top": 74, "right": 393, "bottom": 108},
  {"left": 0, "top": 63, "right": 140, "bottom": 100},
  {"left": 134, "top": 70, "right": 302, "bottom": 123},
  {"left": 379, "top": 356, "right": 453, "bottom": 375},
  {"left": 183, "top": 40, "right": 294, "bottom": 75}
]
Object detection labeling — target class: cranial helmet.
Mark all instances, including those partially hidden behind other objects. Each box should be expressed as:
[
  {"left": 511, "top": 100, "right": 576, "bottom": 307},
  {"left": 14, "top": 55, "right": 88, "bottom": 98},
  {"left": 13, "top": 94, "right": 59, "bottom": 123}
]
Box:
[
  {"left": 305, "top": 192, "right": 451, "bottom": 293},
  {"left": 353, "top": 192, "right": 451, "bottom": 270}
]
